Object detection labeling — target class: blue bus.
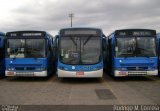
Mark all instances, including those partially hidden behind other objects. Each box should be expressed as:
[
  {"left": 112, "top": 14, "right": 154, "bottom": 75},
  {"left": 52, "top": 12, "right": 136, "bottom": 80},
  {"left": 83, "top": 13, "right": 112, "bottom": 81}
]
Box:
[
  {"left": 0, "top": 32, "right": 5, "bottom": 77},
  {"left": 5, "top": 31, "right": 54, "bottom": 77},
  {"left": 106, "top": 29, "right": 158, "bottom": 77},
  {"left": 56, "top": 28, "right": 104, "bottom": 78},
  {"left": 157, "top": 33, "right": 160, "bottom": 73}
]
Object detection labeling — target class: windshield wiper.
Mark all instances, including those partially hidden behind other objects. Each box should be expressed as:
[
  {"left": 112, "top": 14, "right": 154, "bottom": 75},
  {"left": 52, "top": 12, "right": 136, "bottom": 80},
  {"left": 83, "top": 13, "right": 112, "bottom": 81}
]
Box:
[
  {"left": 83, "top": 35, "right": 93, "bottom": 46},
  {"left": 69, "top": 36, "right": 77, "bottom": 46},
  {"left": 119, "top": 49, "right": 135, "bottom": 58},
  {"left": 137, "top": 47, "right": 151, "bottom": 52},
  {"left": 137, "top": 54, "right": 150, "bottom": 58},
  {"left": 120, "top": 53, "right": 130, "bottom": 58}
]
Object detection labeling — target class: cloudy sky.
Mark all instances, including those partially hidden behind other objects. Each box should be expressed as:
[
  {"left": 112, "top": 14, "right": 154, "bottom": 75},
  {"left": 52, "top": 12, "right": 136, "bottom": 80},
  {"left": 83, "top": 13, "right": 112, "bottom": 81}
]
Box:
[{"left": 0, "top": 0, "right": 160, "bottom": 35}]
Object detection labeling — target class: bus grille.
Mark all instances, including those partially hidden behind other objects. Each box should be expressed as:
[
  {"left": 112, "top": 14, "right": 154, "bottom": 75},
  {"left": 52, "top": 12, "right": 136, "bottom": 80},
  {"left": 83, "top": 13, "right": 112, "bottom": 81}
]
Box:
[
  {"left": 16, "top": 72, "right": 34, "bottom": 76},
  {"left": 128, "top": 71, "right": 147, "bottom": 76}
]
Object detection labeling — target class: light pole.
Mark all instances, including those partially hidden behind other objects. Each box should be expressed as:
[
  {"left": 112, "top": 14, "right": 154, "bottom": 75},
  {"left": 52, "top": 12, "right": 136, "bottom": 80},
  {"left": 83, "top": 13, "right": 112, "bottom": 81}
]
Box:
[{"left": 69, "top": 13, "right": 74, "bottom": 27}]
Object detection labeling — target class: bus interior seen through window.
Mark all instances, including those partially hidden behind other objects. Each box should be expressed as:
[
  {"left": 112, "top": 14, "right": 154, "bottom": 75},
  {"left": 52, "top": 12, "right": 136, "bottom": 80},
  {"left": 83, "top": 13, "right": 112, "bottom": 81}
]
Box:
[
  {"left": 7, "top": 39, "right": 46, "bottom": 58},
  {"left": 60, "top": 36, "right": 101, "bottom": 65},
  {"left": 115, "top": 37, "right": 156, "bottom": 57}
]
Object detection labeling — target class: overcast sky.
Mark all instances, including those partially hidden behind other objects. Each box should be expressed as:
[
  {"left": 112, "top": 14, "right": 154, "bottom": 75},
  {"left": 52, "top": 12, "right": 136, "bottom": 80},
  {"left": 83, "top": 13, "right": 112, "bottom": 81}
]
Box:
[{"left": 0, "top": 0, "right": 160, "bottom": 35}]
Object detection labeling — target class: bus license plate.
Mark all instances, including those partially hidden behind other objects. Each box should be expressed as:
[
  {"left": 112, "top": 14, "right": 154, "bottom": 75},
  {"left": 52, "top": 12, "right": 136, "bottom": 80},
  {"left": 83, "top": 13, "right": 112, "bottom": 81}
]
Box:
[{"left": 76, "top": 72, "right": 84, "bottom": 76}]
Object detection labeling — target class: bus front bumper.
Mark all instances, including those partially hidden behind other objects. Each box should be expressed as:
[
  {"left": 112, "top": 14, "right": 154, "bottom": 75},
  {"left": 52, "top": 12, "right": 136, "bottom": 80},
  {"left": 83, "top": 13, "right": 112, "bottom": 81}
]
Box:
[
  {"left": 5, "top": 70, "right": 48, "bottom": 77},
  {"left": 58, "top": 69, "right": 103, "bottom": 78},
  {"left": 114, "top": 70, "right": 158, "bottom": 77}
]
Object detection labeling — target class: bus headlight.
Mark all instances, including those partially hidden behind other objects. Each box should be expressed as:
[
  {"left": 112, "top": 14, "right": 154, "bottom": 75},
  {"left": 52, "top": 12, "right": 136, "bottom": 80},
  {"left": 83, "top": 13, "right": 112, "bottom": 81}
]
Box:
[{"left": 119, "top": 60, "right": 122, "bottom": 63}]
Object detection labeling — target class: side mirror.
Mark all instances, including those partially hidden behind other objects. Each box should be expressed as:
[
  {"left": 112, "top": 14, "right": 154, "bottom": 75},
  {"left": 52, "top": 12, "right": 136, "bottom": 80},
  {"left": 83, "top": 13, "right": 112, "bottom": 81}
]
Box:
[{"left": 102, "top": 37, "right": 107, "bottom": 50}]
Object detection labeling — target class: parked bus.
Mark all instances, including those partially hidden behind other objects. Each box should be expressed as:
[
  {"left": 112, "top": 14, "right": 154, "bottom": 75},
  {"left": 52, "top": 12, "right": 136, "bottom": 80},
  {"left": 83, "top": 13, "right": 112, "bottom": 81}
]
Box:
[
  {"left": 5, "top": 31, "right": 54, "bottom": 77},
  {"left": 0, "top": 32, "right": 5, "bottom": 77},
  {"left": 55, "top": 28, "right": 104, "bottom": 78},
  {"left": 157, "top": 33, "right": 160, "bottom": 74},
  {"left": 106, "top": 29, "right": 158, "bottom": 77}
]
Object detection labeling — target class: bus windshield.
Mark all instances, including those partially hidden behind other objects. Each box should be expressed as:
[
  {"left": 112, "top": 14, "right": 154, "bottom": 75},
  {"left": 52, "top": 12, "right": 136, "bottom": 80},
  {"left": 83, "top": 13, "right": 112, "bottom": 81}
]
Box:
[
  {"left": 116, "top": 37, "right": 156, "bottom": 57},
  {"left": 7, "top": 39, "right": 46, "bottom": 58},
  {"left": 60, "top": 36, "right": 101, "bottom": 65},
  {"left": 116, "top": 37, "right": 135, "bottom": 57},
  {"left": 136, "top": 37, "right": 156, "bottom": 57}
]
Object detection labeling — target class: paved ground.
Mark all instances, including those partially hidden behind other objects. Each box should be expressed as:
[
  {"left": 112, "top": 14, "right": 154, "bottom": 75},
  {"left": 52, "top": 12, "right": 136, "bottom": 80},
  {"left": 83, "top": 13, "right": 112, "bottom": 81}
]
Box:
[{"left": 0, "top": 74, "right": 160, "bottom": 106}]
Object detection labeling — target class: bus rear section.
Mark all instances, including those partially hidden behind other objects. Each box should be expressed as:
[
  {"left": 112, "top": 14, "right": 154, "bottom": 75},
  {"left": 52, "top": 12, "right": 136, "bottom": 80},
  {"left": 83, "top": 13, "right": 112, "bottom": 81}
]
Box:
[
  {"left": 0, "top": 32, "right": 5, "bottom": 77},
  {"left": 107, "top": 29, "right": 158, "bottom": 77},
  {"left": 57, "top": 28, "right": 103, "bottom": 78},
  {"left": 5, "top": 31, "right": 54, "bottom": 77}
]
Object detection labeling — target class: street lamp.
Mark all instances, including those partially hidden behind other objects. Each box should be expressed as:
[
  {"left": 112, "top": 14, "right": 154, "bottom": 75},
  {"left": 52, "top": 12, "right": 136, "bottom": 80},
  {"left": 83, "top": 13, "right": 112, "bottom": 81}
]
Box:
[{"left": 69, "top": 13, "right": 74, "bottom": 27}]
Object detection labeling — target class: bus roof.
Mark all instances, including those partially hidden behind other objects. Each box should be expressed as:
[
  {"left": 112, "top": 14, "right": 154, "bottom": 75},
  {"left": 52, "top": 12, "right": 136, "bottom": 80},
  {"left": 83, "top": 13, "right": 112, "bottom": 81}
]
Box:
[
  {"left": 59, "top": 27, "right": 102, "bottom": 32},
  {"left": 59, "top": 27, "right": 103, "bottom": 36},
  {"left": 115, "top": 29, "right": 156, "bottom": 32},
  {"left": 6, "top": 30, "right": 46, "bottom": 35},
  {"left": 110, "top": 29, "right": 156, "bottom": 37},
  {"left": 6, "top": 30, "right": 49, "bottom": 38}
]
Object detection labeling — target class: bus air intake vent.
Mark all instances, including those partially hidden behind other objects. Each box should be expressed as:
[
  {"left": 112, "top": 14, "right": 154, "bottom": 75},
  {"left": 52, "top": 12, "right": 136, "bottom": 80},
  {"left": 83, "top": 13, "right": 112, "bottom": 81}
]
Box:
[
  {"left": 16, "top": 72, "right": 34, "bottom": 76},
  {"left": 128, "top": 71, "right": 147, "bottom": 76}
]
